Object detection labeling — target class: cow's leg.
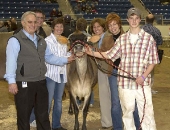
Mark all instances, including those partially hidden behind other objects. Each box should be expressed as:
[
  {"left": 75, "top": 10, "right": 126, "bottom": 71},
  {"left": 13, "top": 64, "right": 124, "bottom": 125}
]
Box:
[
  {"left": 70, "top": 93, "right": 79, "bottom": 130},
  {"left": 82, "top": 95, "right": 91, "bottom": 130},
  {"left": 68, "top": 91, "right": 74, "bottom": 115}
]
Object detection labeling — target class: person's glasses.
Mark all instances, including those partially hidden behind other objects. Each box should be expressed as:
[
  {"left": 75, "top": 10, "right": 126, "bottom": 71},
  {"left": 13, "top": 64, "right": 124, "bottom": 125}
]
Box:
[{"left": 36, "top": 17, "right": 44, "bottom": 20}]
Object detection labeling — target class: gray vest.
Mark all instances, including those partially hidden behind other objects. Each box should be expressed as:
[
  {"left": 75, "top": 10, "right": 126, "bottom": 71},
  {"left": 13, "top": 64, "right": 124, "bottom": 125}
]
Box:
[{"left": 13, "top": 30, "right": 47, "bottom": 82}]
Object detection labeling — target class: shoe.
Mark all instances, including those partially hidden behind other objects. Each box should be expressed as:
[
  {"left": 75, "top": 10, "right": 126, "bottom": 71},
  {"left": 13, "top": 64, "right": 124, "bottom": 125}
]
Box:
[
  {"left": 52, "top": 126, "right": 67, "bottom": 130},
  {"left": 30, "top": 120, "right": 37, "bottom": 127},
  {"left": 90, "top": 104, "right": 93, "bottom": 107},
  {"left": 151, "top": 89, "right": 158, "bottom": 94},
  {"left": 99, "top": 126, "right": 113, "bottom": 130}
]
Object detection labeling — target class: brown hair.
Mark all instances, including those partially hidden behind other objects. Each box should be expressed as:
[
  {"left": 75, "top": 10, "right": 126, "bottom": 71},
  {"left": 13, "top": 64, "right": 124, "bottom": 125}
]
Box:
[
  {"left": 31, "top": 8, "right": 45, "bottom": 16},
  {"left": 105, "top": 12, "right": 122, "bottom": 30},
  {"left": 90, "top": 18, "right": 106, "bottom": 34},
  {"left": 146, "top": 14, "right": 155, "bottom": 24},
  {"left": 76, "top": 18, "right": 87, "bottom": 31},
  {"left": 51, "top": 17, "right": 65, "bottom": 29}
]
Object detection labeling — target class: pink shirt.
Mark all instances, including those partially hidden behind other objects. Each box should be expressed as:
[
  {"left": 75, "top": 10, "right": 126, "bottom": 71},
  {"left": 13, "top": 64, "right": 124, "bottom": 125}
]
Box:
[{"left": 106, "top": 29, "right": 159, "bottom": 89}]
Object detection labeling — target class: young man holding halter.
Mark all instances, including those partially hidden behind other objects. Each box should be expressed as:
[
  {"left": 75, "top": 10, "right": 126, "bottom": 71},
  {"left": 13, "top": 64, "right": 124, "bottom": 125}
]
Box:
[{"left": 86, "top": 8, "right": 159, "bottom": 130}]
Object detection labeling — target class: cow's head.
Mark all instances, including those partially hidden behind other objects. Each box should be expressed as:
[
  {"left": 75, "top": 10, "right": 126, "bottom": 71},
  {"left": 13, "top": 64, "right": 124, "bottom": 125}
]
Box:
[{"left": 69, "top": 32, "right": 88, "bottom": 57}]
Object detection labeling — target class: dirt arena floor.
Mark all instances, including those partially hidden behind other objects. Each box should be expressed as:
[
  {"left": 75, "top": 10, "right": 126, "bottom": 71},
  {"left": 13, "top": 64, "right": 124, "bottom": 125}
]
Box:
[{"left": 0, "top": 48, "right": 170, "bottom": 130}]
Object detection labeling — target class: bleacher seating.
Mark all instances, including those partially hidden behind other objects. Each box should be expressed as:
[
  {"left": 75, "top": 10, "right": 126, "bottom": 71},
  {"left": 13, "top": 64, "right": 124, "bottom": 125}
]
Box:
[
  {"left": 1, "top": 0, "right": 170, "bottom": 24},
  {"left": 69, "top": 0, "right": 133, "bottom": 20},
  {"left": 0, "top": 0, "right": 59, "bottom": 19},
  {"left": 142, "top": 0, "right": 170, "bottom": 20}
]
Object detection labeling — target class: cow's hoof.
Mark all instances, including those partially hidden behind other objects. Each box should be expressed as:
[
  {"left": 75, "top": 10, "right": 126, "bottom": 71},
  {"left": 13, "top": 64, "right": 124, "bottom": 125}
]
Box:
[
  {"left": 68, "top": 110, "right": 74, "bottom": 115},
  {"left": 74, "top": 126, "right": 79, "bottom": 130},
  {"left": 82, "top": 126, "right": 87, "bottom": 130}
]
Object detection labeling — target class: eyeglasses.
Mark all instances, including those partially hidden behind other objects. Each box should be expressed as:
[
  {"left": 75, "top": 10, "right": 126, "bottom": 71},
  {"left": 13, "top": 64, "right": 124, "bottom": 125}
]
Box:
[
  {"left": 36, "top": 17, "right": 44, "bottom": 20},
  {"left": 26, "top": 21, "right": 37, "bottom": 24}
]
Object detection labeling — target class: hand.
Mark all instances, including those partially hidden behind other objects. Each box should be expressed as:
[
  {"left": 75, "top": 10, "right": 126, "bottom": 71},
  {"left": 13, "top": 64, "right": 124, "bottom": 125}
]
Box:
[
  {"left": 107, "top": 59, "right": 114, "bottom": 66},
  {"left": 136, "top": 76, "right": 145, "bottom": 85},
  {"left": 85, "top": 44, "right": 93, "bottom": 56},
  {"left": 89, "top": 35, "right": 100, "bottom": 43},
  {"left": 67, "top": 54, "right": 75, "bottom": 63},
  {"left": 9, "top": 83, "right": 18, "bottom": 95}
]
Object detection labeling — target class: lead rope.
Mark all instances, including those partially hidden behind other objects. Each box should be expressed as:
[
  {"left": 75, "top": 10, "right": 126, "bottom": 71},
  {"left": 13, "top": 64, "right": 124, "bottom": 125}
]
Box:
[{"left": 92, "top": 48, "right": 146, "bottom": 130}]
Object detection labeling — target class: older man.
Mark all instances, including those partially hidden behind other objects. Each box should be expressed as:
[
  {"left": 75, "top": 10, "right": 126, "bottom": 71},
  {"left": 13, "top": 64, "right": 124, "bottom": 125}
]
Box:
[
  {"left": 4, "top": 11, "right": 74, "bottom": 130},
  {"left": 142, "top": 14, "right": 163, "bottom": 48}
]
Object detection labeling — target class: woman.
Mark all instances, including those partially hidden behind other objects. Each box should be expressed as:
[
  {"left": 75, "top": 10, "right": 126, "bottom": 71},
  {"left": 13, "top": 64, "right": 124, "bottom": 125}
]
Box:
[
  {"left": 90, "top": 18, "right": 114, "bottom": 129},
  {"left": 105, "top": 13, "right": 124, "bottom": 130},
  {"left": 105, "top": 13, "right": 140, "bottom": 130},
  {"left": 45, "top": 17, "right": 74, "bottom": 130}
]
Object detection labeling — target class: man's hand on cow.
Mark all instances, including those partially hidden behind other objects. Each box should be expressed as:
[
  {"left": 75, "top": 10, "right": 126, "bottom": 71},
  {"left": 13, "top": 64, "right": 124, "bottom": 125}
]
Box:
[
  {"left": 67, "top": 54, "right": 75, "bottom": 63},
  {"left": 9, "top": 83, "right": 18, "bottom": 95}
]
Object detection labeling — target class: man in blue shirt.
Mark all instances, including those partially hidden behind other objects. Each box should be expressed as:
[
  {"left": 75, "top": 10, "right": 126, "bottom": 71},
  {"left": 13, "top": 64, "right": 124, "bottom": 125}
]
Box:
[
  {"left": 143, "top": 14, "right": 163, "bottom": 48},
  {"left": 4, "top": 11, "right": 74, "bottom": 130}
]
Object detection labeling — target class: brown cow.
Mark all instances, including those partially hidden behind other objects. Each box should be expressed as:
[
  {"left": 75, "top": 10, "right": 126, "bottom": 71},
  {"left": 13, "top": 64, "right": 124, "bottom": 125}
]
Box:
[{"left": 66, "top": 32, "right": 97, "bottom": 130}]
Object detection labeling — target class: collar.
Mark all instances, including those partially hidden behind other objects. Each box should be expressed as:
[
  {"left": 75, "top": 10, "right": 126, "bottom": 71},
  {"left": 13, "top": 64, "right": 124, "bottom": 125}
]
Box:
[
  {"left": 145, "top": 23, "right": 153, "bottom": 26},
  {"left": 22, "top": 29, "right": 38, "bottom": 41},
  {"left": 127, "top": 29, "right": 145, "bottom": 40}
]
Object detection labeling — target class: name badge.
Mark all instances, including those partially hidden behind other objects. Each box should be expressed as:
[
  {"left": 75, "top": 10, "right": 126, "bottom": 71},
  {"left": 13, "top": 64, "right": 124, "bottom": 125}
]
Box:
[{"left": 22, "top": 82, "right": 27, "bottom": 88}]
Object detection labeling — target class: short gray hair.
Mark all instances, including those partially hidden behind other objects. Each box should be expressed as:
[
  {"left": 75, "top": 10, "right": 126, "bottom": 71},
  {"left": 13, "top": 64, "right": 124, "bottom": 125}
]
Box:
[{"left": 21, "top": 11, "right": 36, "bottom": 21}]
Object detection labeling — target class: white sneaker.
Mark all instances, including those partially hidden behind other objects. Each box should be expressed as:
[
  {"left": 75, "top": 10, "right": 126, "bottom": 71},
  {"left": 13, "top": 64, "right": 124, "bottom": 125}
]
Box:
[
  {"left": 30, "top": 120, "right": 37, "bottom": 127},
  {"left": 90, "top": 104, "right": 93, "bottom": 107}
]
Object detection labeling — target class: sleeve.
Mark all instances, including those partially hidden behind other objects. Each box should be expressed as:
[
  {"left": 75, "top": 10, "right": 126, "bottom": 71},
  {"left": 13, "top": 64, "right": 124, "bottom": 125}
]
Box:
[
  {"left": 4, "top": 37, "right": 20, "bottom": 84},
  {"left": 148, "top": 38, "right": 160, "bottom": 64},
  {"left": 157, "top": 30, "right": 163, "bottom": 45},
  {"left": 45, "top": 38, "right": 68, "bottom": 66}
]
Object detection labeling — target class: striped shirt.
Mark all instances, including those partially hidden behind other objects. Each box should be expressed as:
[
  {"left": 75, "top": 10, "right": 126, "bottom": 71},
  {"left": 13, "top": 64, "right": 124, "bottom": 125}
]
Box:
[
  {"left": 106, "top": 29, "right": 159, "bottom": 89},
  {"left": 45, "top": 33, "right": 70, "bottom": 83}
]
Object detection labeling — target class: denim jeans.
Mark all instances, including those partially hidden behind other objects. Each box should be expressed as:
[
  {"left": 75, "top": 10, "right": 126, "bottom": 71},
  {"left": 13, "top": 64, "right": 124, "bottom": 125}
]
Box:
[
  {"left": 108, "top": 69, "right": 140, "bottom": 130},
  {"left": 108, "top": 69, "right": 123, "bottom": 130},
  {"left": 46, "top": 75, "right": 66, "bottom": 129},
  {"left": 90, "top": 91, "right": 94, "bottom": 104},
  {"left": 30, "top": 109, "right": 35, "bottom": 123}
]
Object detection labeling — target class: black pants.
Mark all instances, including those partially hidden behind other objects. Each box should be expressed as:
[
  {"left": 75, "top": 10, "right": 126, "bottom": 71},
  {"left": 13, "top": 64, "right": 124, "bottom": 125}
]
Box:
[{"left": 15, "top": 80, "right": 51, "bottom": 130}]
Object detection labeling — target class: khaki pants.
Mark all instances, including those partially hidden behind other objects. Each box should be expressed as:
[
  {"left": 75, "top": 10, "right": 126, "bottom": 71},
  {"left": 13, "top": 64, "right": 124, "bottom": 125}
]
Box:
[
  {"left": 119, "top": 86, "right": 157, "bottom": 130},
  {"left": 98, "top": 70, "right": 112, "bottom": 127}
]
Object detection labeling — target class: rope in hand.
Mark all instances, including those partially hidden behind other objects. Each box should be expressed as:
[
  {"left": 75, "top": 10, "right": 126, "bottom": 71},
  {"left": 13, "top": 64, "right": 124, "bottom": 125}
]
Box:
[{"left": 91, "top": 47, "right": 146, "bottom": 130}]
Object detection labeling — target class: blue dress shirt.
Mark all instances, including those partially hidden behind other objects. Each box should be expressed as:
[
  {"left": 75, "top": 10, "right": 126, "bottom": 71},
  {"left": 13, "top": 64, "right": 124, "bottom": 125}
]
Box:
[{"left": 4, "top": 29, "right": 68, "bottom": 84}]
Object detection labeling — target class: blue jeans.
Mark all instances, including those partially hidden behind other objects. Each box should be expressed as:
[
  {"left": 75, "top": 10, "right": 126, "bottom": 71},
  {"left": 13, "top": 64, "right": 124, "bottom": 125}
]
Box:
[
  {"left": 46, "top": 75, "right": 65, "bottom": 129},
  {"left": 90, "top": 91, "right": 94, "bottom": 104},
  {"left": 108, "top": 69, "right": 140, "bottom": 130},
  {"left": 30, "top": 109, "right": 35, "bottom": 123}
]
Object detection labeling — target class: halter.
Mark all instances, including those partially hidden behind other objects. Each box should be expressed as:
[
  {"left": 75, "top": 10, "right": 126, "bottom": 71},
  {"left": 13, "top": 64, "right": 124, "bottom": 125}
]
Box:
[{"left": 69, "top": 40, "right": 88, "bottom": 58}]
